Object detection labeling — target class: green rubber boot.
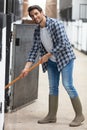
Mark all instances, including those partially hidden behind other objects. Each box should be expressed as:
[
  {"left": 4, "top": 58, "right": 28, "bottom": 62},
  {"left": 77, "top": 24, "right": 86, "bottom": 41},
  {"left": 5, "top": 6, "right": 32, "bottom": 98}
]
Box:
[
  {"left": 69, "top": 97, "right": 85, "bottom": 127},
  {"left": 38, "top": 95, "right": 58, "bottom": 124}
]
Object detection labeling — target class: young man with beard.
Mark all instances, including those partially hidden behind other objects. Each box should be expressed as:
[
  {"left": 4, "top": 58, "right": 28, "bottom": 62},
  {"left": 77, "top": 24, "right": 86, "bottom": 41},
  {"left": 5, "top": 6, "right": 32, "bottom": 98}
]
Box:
[{"left": 21, "top": 5, "right": 85, "bottom": 127}]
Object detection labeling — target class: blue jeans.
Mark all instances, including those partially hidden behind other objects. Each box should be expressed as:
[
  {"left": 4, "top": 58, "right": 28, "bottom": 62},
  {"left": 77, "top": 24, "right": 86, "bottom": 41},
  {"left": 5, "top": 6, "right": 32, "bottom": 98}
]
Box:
[{"left": 47, "top": 59, "right": 78, "bottom": 98}]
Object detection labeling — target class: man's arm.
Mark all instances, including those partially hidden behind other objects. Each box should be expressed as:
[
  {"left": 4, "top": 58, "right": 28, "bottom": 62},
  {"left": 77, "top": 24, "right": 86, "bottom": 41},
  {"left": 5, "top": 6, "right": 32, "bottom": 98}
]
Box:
[
  {"left": 40, "top": 52, "right": 52, "bottom": 64},
  {"left": 20, "top": 52, "right": 52, "bottom": 78}
]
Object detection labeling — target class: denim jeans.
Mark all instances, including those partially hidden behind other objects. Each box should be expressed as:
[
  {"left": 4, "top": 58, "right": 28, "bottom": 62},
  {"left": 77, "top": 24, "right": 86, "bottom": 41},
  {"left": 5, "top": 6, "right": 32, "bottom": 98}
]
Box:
[{"left": 47, "top": 59, "right": 78, "bottom": 98}]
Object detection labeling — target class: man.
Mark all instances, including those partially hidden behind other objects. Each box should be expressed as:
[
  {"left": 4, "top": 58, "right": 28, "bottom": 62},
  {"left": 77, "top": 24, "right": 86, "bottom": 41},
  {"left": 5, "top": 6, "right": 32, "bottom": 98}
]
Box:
[{"left": 21, "top": 5, "right": 84, "bottom": 127}]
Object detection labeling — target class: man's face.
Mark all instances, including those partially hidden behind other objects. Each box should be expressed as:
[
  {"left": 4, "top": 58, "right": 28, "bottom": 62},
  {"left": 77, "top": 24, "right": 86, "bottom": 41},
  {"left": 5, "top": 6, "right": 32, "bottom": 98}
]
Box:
[{"left": 29, "top": 9, "right": 44, "bottom": 24}]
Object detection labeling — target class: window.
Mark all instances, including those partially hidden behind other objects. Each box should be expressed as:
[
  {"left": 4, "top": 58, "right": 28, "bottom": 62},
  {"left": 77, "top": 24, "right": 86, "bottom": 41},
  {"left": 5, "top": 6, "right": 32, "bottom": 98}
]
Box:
[
  {"left": 79, "top": 4, "right": 87, "bottom": 20},
  {"left": 60, "top": 7, "right": 72, "bottom": 21},
  {"left": 0, "top": 0, "right": 4, "bottom": 12}
]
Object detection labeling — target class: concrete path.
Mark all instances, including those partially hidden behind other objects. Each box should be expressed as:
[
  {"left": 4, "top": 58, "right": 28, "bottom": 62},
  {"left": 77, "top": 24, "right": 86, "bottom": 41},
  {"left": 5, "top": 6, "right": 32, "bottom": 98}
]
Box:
[{"left": 4, "top": 49, "right": 87, "bottom": 130}]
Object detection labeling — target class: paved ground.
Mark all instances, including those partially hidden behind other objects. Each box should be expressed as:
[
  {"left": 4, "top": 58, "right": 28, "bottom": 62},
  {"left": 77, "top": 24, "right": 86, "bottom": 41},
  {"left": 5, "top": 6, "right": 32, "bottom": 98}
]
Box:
[{"left": 4, "top": 49, "right": 87, "bottom": 130}]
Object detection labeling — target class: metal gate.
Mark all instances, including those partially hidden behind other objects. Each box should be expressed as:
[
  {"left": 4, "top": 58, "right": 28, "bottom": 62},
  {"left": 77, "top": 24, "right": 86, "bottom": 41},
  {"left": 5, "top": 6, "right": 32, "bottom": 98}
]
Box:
[{"left": 9, "top": 24, "right": 39, "bottom": 110}]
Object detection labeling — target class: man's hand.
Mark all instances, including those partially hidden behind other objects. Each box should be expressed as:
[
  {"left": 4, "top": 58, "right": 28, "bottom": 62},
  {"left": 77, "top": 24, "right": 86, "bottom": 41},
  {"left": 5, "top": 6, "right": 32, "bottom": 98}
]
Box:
[
  {"left": 20, "top": 62, "right": 33, "bottom": 78},
  {"left": 40, "top": 53, "right": 52, "bottom": 64},
  {"left": 20, "top": 68, "right": 29, "bottom": 78}
]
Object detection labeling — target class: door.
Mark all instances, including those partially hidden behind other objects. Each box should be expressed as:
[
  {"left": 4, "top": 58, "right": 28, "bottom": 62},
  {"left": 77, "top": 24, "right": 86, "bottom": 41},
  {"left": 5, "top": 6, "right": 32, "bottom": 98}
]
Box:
[{"left": 10, "top": 24, "right": 39, "bottom": 110}]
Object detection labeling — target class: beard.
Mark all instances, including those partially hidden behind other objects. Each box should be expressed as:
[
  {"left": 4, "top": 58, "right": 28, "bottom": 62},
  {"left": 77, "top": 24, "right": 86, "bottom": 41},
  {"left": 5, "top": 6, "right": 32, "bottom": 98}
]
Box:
[{"left": 34, "top": 18, "right": 43, "bottom": 24}]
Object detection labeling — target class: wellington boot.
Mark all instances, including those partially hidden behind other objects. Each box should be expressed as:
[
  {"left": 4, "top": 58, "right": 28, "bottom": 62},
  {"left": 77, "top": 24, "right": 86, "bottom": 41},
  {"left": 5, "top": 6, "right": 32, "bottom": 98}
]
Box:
[
  {"left": 69, "top": 97, "right": 85, "bottom": 127},
  {"left": 38, "top": 95, "right": 58, "bottom": 124}
]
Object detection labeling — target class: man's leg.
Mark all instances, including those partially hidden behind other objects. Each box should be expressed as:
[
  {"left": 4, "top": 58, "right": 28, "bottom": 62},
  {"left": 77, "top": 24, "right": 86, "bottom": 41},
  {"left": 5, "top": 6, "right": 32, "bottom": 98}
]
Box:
[
  {"left": 38, "top": 60, "right": 60, "bottom": 124},
  {"left": 62, "top": 60, "right": 85, "bottom": 127}
]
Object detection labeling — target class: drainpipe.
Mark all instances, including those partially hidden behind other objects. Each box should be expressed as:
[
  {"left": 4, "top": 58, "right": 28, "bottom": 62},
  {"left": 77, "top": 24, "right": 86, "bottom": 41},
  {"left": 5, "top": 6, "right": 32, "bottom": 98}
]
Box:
[{"left": 45, "top": 0, "right": 57, "bottom": 18}]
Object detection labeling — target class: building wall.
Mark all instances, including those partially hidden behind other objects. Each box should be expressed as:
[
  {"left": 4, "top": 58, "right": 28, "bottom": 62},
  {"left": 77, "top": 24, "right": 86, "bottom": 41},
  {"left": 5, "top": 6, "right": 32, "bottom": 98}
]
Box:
[
  {"left": 59, "top": 0, "right": 87, "bottom": 20},
  {"left": 72, "top": 0, "right": 87, "bottom": 20},
  {"left": 45, "top": 0, "right": 57, "bottom": 18},
  {"left": 59, "top": 0, "right": 72, "bottom": 9}
]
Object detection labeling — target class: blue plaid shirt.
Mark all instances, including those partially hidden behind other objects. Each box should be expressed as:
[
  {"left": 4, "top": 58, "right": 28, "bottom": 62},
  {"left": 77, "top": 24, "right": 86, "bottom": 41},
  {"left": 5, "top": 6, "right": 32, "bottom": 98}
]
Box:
[{"left": 27, "top": 17, "right": 76, "bottom": 72}]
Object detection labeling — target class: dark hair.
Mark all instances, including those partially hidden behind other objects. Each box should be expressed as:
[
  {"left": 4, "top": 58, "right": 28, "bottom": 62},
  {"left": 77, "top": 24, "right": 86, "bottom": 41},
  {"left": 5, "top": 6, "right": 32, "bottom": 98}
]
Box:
[{"left": 28, "top": 5, "right": 43, "bottom": 16}]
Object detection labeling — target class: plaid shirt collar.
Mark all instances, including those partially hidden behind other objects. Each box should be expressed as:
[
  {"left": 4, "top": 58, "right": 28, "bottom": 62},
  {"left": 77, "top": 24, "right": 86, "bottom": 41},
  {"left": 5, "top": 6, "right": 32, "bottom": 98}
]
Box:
[{"left": 36, "top": 16, "right": 51, "bottom": 29}]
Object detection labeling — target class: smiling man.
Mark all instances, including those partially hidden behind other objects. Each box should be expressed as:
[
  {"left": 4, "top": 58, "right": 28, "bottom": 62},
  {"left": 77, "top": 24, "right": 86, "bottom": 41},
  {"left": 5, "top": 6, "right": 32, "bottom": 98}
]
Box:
[{"left": 21, "top": 5, "right": 85, "bottom": 127}]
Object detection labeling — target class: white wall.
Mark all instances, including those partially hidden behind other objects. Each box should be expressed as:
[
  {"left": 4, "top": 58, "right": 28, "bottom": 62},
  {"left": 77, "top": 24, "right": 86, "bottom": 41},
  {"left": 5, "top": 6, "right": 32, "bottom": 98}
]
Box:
[{"left": 0, "top": 27, "right": 6, "bottom": 130}]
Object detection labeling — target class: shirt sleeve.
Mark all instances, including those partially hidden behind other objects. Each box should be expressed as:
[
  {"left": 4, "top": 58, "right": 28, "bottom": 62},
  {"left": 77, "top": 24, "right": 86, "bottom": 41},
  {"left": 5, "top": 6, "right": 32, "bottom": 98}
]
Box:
[{"left": 26, "top": 32, "right": 39, "bottom": 63}]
